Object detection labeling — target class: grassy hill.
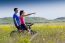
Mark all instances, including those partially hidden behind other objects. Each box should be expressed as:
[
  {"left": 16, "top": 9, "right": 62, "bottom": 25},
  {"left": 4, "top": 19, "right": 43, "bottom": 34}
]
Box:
[
  {"left": 25, "top": 17, "right": 48, "bottom": 23},
  {"left": 46, "top": 17, "right": 65, "bottom": 23},
  {"left": 54, "top": 17, "right": 65, "bottom": 22},
  {"left": 0, "top": 17, "right": 48, "bottom": 24},
  {"left": 0, "top": 17, "right": 13, "bottom": 24},
  {"left": 0, "top": 17, "right": 65, "bottom": 24}
]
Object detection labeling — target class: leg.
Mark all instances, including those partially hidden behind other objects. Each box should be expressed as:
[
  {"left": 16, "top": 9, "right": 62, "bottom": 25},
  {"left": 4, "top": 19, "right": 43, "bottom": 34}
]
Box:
[{"left": 15, "top": 24, "right": 23, "bottom": 33}]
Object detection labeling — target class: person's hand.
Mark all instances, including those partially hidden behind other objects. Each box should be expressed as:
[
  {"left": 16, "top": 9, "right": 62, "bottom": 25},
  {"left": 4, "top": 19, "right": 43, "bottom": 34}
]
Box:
[
  {"left": 28, "top": 12, "right": 36, "bottom": 15},
  {"left": 30, "top": 12, "right": 36, "bottom": 14},
  {"left": 16, "top": 23, "right": 19, "bottom": 26}
]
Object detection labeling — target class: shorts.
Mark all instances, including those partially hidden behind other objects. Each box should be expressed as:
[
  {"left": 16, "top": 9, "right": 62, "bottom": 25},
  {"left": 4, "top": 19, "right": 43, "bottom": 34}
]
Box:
[{"left": 20, "top": 24, "right": 27, "bottom": 30}]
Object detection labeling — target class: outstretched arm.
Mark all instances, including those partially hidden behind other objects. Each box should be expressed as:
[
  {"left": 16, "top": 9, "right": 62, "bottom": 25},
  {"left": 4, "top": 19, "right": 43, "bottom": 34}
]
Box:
[{"left": 22, "top": 13, "right": 35, "bottom": 16}]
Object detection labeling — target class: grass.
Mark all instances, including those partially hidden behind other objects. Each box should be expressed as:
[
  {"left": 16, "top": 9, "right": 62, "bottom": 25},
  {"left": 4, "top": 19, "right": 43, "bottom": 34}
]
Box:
[{"left": 0, "top": 22, "right": 65, "bottom": 43}]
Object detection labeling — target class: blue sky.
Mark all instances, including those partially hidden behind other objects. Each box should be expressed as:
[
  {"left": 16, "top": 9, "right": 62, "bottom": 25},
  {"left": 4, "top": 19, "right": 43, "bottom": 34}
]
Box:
[{"left": 0, "top": 0, "right": 65, "bottom": 19}]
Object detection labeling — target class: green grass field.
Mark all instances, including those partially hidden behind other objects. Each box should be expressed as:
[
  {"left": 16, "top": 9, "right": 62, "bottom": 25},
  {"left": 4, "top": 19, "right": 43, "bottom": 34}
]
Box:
[{"left": 0, "top": 23, "right": 65, "bottom": 43}]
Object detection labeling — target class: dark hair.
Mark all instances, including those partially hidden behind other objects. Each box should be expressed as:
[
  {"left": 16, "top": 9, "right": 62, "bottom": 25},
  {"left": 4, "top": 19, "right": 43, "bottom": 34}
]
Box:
[
  {"left": 20, "top": 10, "right": 24, "bottom": 16},
  {"left": 14, "top": 8, "right": 18, "bottom": 11}
]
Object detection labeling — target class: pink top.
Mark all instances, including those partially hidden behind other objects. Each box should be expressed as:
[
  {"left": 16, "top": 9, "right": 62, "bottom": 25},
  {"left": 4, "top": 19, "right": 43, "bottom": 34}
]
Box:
[{"left": 20, "top": 16, "right": 25, "bottom": 24}]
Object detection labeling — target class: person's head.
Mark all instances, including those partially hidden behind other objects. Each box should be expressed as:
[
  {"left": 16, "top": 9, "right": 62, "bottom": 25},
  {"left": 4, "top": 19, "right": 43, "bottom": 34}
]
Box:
[
  {"left": 14, "top": 8, "right": 18, "bottom": 13},
  {"left": 20, "top": 10, "right": 24, "bottom": 16}
]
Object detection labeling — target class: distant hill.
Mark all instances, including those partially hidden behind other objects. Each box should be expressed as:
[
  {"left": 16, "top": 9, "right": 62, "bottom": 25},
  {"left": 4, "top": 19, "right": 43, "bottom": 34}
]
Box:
[
  {"left": 54, "top": 17, "right": 65, "bottom": 22},
  {"left": 0, "top": 17, "right": 48, "bottom": 24},
  {"left": 25, "top": 17, "right": 48, "bottom": 23},
  {"left": 0, "top": 17, "right": 65, "bottom": 24},
  {"left": 0, "top": 17, "right": 13, "bottom": 24}
]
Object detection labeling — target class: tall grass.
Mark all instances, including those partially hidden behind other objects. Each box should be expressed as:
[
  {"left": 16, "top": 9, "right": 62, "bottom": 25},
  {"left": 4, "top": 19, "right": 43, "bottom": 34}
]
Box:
[{"left": 0, "top": 22, "right": 65, "bottom": 43}]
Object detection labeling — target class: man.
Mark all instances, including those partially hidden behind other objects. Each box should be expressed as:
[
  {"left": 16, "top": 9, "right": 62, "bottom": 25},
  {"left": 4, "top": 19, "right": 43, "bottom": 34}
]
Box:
[{"left": 13, "top": 8, "right": 22, "bottom": 32}]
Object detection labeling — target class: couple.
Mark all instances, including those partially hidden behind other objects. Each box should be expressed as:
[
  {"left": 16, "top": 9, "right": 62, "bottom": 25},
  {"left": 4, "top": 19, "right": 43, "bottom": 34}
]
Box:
[{"left": 13, "top": 8, "right": 35, "bottom": 33}]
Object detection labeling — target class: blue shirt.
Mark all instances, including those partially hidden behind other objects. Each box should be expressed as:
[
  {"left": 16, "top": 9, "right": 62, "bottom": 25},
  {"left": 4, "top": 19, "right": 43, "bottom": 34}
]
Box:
[{"left": 13, "top": 13, "right": 20, "bottom": 26}]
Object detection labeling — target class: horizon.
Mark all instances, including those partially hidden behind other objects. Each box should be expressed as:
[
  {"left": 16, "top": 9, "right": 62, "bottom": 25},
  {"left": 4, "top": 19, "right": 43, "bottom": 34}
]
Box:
[
  {"left": 0, "top": 16, "right": 64, "bottom": 20},
  {"left": 0, "top": 0, "right": 65, "bottom": 20}
]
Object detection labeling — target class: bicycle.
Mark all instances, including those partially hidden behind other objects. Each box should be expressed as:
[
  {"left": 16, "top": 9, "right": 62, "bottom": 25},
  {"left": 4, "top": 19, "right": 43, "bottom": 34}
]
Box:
[{"left": 10, "top": 23, "right": 37, "bottom": 37}]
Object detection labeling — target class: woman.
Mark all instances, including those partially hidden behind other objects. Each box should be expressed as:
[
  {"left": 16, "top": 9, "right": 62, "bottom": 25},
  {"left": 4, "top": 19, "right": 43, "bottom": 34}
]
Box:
[{"left": 19, "top": 10, "right": 35, "bottom": 33}]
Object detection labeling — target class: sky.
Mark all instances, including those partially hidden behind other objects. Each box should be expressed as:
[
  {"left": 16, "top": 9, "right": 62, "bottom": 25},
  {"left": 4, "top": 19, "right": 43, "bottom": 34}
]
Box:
[{"left": 0, "top": 0, "right": 65, "bottom": 20}]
